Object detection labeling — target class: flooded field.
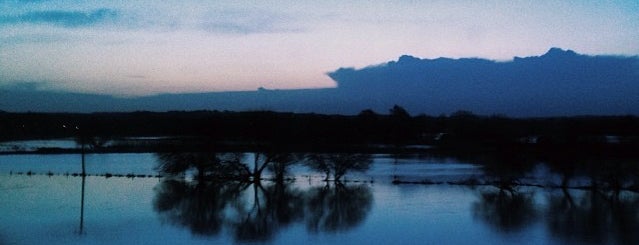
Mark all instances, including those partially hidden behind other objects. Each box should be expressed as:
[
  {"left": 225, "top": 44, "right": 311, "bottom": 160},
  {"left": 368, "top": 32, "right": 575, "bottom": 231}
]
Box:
[{"left": 1, "top": 152, "right": 638, "bottom": 244}]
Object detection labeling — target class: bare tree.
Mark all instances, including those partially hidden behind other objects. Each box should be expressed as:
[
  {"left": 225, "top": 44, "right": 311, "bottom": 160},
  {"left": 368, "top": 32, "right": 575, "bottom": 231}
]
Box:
[
  {"left": 155, "top": 152, "right": 247, "bottom": 179},
  {"left": 305, "top": 153, "right": 372, "bottom": 181}
]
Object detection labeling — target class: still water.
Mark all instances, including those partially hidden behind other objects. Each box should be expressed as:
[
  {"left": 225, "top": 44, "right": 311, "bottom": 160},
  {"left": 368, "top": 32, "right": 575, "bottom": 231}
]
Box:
[{"left": 1, "top": 153, "right": 637, "bottom": 244}]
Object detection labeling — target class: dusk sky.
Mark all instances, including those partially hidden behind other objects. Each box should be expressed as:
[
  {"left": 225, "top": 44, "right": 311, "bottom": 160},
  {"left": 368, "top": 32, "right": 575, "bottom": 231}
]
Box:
[{"left": 1, "top": 0, "right": 638, "bottom": 96}]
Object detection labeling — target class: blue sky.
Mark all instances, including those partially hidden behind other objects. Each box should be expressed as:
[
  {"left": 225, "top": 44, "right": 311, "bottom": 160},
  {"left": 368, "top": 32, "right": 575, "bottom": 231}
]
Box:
[{"left": 1, "top": 0, "right": 638, "bottom": 96}]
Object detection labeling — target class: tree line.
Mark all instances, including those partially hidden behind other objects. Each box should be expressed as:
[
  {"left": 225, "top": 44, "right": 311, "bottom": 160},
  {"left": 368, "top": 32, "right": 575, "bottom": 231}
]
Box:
[{"left": 1, "top": 107, "right": 638, "bottom": 153}]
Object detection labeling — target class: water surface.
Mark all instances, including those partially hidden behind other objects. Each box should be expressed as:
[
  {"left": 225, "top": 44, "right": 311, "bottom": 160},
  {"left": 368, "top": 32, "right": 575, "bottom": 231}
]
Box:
[{"left": 1, "top": 153, "right": 638, "bottom": 244}]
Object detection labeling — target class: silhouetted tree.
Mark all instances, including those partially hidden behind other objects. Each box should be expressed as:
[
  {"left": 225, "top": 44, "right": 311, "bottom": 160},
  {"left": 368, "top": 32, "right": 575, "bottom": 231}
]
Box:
[
  {"left": 543, "top": 151, "right": 582, "bottom": 189},
  {"left": 74, "top": 135, "right": 111, "bottom": 150},
  {"left": 155, "top": 152, "right": 247, "bottom": 179},
  {"left": 475, "top": 151, "right": 536, "bottom": 193},
  {"left": 266, "top": 153, "right": 302, "bottom": 183},
  {"left": 389, "top": 105, "right": 410, "bottom": 119},
  {"left": 358, "top": 109, "right": 378, "bottom": 118},
  {"left": 450, "top": 110, "right": 477, "bottom": 119},
  {"left": 305, "top": 153, "right": 372, "bottom": 181},
  {"left": 589, "top": 158, "right": 639, "bottom": 196},
  {"left": 243, "top": 152, "right": 299, "bottom": 182},
  {"left": 387, "top": 105, "right": 415, "bottom": 144}
]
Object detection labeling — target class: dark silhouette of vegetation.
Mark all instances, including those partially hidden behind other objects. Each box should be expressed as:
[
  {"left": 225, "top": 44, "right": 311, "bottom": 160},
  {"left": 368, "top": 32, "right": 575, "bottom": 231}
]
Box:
[
  {"left": 441, "top": 147, "right": 639, "bottom": 244},
  {"left": 389, "top": 105, "right": 410, "bottom": 120},
  {"left": 419, "top": 144, "right": 639, "bottom": 193},
  {"left": 265, "top": 153, "right": 303, "bottom": 183},
  {"left": 231, "top": 181, "right": 306, "bottom": 242},
  {"left": 153, "top": 179, "right": 248, "bottom": 236},
  {"left": 475, "top": 151, "right": 537, "bottom": 193},
  {"left": 472, "top": 189, "right": 538, "bottom": 232},
  {"left": 3, "top": 107, "right": 639, "bottom": 243},
  {"left": 74, "top": 132, "right": 112, "bottom": 151},
  {"left": 473, "top": 177, "right": 639, "bottom": 244},
  {"left": 155, "top": 152, "right": 247, "bottom": 180},
  {"left": 6, "top": 137, "right": 639, "bottom": 243},
  {"left": 304, "top": 183, "right": 373, "bottom": 233},
  {"left": 535, "top": 150, "right": 639, "bottom": 193},
  {"left": 155, "top": 151, "right": 302, "bottom": 182},
  {"left": 305, "top": 153, "right": 372, "bottom": 181},
  {"left": 153, "top": 178, "right": 372, "bottom": 242},
  {"left": 546, "top": 190, "right": 639, "bottom": 245},
  {"left": 155, "top": 151, "right": 372, "bottom": 183},
  {"left": 243, "top": 151, "right": 300, "bottom": 182},
  {"left": 1, "top": 109, "right": 637, "bottom": 155},
  {"left": 150, "top": 150, "right": 375, "bottom": 242}
]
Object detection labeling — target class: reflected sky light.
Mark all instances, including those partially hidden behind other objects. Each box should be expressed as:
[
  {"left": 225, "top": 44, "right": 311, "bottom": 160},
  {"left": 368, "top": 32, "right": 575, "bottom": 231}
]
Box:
[{"left": 1, "top": 0, "right": 638, "bottom": 95}]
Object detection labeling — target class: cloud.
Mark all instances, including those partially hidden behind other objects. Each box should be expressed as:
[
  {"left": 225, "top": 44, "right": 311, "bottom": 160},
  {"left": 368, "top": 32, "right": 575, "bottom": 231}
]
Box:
[
  {"left": 327, "top": 48, "right": 639, "bottom": 116},
  {"left": 0, "top": 8, "right": 118, "bottom": 27},
  {"left": 0, "top": 33, "right": 71, "bottom": 44},
  {"left": 199, "top": 9, "right": 302, "bottom": 34},
  {"left": 0, "top": 81, "right": 61, "bottom": 92},
  {"left": 125, "top": 75, "right": 147, "bottom": 79},
  {"left": 0, "top": 81, "right": 44, "bottom": 91},
  {"left": 3, "top": 48, "right": 637, "bottom": 116}
]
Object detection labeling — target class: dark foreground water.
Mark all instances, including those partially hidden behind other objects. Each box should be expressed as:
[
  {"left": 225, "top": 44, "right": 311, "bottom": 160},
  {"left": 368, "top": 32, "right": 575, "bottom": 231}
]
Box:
[{"left": 1, "top": 153, "right": 638, "bottom": 244}]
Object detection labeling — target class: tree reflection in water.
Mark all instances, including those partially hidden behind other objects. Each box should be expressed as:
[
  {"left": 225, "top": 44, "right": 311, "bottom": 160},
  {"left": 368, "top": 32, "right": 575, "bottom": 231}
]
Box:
[
  {"left": 153, "top": 179, "right": 373, "bottom": 242},
  {"left": 153, "top": 152, "right": 374, "bottom": 242},
  {"left": 231, "top": 181, "right": 306, "bottom": 242},
  {"left": 153, "top": 150, "right": 639, "bottom": 243},
  {"left": 305, "top": 182, "right": 373, "bottom": 233},
  {"left": 472, "top": 188, "right": 538, "bottom": 232},
  {"left": 471, "top": 153, "right": 639, "bottom": 244},
  {"left": 547, "top": 190, "right": 639, "bottom": 245},
  {"left": 470, "top": 151, "right": 540, "bottom": 232},
  {"left": 153, "top": 179, "right": 248, "bottom": 236}
]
